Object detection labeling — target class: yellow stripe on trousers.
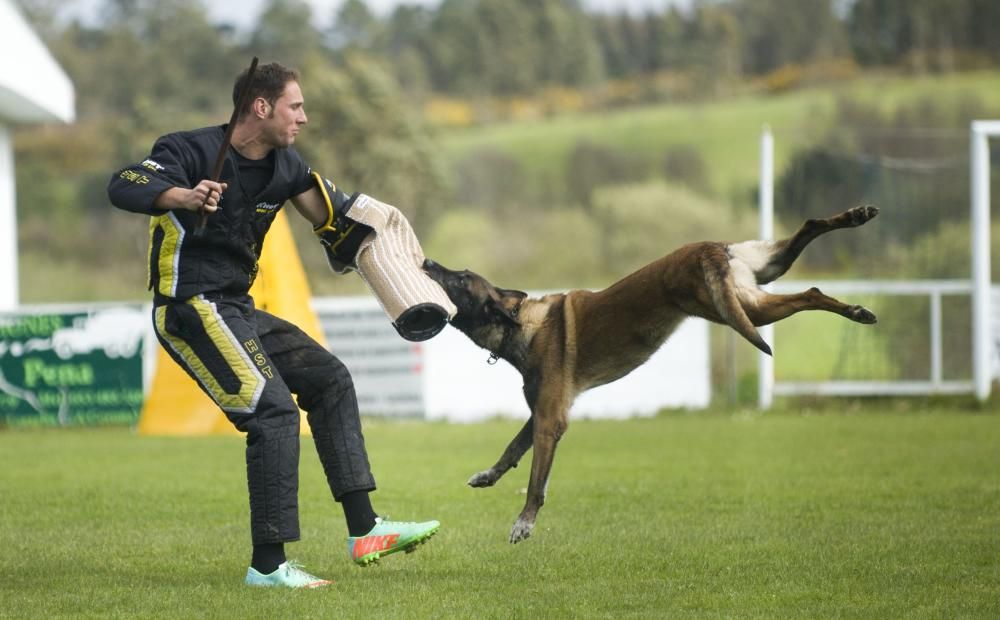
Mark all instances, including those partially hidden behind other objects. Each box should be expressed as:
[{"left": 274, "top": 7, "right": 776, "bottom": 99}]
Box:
[{"left": 154, "top": 296, "right": 265, "bottom": 414}]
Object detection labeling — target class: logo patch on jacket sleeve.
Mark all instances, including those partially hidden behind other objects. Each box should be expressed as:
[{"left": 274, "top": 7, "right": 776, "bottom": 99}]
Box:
[
  {"left": 141, "top": 159, "right": 165, "bottom": 172},
  {"left": 255, "top": 201, "right": 280, "bottom": 214}
]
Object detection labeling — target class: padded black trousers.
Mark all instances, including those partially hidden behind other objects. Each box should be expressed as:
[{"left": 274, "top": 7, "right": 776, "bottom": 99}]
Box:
[{"left": 152, "top": 293, "right": 376, "bottom": 544}]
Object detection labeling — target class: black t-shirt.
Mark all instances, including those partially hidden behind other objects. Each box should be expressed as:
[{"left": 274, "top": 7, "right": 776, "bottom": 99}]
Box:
[{"left": 233, "top": 148, "right": 275, "bottom": 199}]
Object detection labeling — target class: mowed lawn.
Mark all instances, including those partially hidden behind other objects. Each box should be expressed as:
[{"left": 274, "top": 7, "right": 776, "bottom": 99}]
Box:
[{"left": 2, "top": 408, "right": 999, "bottom": 618}]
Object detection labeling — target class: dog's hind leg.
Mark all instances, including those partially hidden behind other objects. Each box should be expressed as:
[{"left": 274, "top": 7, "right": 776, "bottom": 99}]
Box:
[
  {"left": 468, "top": 418, "right": 533, "bottom": 488},
  {"left": 702, "top": 252, "right": 773, "bottom": 356},
  {"left": 749, "top": 205, "right": 879, "bottom": 285},
  {"left": 743, "top": 287, "right": 877, "bottom": 326}
]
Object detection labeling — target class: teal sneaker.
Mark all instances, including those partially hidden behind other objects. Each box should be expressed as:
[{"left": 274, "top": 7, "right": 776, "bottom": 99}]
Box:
[
  {"left": 244, "top": 561, "right": 333, "bottom": 588},
  {"left": 348, "top": 517, "right": 440, "bottom": 566}
]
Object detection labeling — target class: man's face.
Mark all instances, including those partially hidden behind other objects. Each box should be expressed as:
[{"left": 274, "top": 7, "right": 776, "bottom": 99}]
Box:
[{"left": 263, "top": 80, "right": 307, "bottom": 147}]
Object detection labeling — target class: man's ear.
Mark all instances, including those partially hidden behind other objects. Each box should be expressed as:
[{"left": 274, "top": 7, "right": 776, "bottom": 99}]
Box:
[{"left": 252, "top": 97, "right": 269, "bottom": 119}]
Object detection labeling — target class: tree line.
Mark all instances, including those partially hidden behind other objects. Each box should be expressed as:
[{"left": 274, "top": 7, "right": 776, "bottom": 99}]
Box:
[
  {"left": 19, "top": 0, "right": 1000, "bottom": 113},
  {"left": 339, "top": 0, "right": 1000, "bottom": 97}
]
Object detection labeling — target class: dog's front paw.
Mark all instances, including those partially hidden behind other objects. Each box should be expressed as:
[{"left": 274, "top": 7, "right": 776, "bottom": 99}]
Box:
[
  {"left": 849, "top": 305, "right": 877, "bottom": 324},
  {"left": 468, "top": 470, "right": 498, "bottom": 488},
  {"left": 509, "top": 517, "right": 534, "bottom": 544},
  {"left": 847, "top": 205, "right": 879, "bottom": 226}
]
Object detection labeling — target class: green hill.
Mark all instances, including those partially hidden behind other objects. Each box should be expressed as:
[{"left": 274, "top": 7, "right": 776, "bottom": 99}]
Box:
[{"left": 436, "top": 71, "right": 1000, "bottom": 200}]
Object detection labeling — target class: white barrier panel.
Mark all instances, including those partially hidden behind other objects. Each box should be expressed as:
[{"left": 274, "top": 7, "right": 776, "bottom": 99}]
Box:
[
  {"left": 314, "top": 296, "right": 711, "bottom": 422},
  {"left": 314, "top": 297, "right": 425, "bottom": 418},
  {"left": 991, "top": 286, "right": 1000, "bottom": 380}
]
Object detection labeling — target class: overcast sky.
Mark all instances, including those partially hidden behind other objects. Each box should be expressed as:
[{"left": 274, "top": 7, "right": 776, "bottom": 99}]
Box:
[{"left": 60, "top": 0, "right": 692, "bottom": 30}]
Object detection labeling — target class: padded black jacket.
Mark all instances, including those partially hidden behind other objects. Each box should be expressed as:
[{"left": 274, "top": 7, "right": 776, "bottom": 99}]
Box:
[{"left": 107, "top": 125, "right": 313, "bottom": 300}]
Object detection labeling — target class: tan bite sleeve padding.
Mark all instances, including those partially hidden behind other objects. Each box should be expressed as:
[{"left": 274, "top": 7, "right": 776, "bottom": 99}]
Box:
[{"left": 346, "top": 194, "right": 457, "bottom": 323}]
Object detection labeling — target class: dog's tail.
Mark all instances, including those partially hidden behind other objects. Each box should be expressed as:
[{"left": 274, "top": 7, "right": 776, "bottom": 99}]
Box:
[{"left": 701, "top": 254, "right": 772, "bottom": 356}]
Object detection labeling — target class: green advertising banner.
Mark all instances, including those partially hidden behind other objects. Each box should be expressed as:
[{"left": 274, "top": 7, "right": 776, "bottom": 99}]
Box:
[{"left": 0, "top": 306, "right": 147, "bottom": 427}]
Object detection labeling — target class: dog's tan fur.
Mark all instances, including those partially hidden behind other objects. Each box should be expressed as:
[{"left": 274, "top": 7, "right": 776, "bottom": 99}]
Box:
[{"left": 424, "top": 206, "right": 879, "bottom": 543}]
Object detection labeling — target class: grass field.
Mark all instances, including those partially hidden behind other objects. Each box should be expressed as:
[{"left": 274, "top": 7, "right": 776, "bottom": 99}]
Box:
[{"left": 2, "top": 407, "right": 999, "bottom": 617}]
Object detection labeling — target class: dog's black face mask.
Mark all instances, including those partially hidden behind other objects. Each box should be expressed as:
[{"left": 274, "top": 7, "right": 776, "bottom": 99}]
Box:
[{"left": 423, "top": 259, "right": 527, "bottom": 333}]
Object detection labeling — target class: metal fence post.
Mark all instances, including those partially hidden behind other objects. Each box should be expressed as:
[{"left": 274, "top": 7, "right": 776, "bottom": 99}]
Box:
[{"left": 758, "top": 126, "right": 775, "bottom": 409}]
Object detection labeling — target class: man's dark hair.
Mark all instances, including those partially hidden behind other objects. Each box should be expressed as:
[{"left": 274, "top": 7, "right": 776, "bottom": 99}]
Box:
[{"left": 233, "top": 62, "right": 299, "bottom": 120}]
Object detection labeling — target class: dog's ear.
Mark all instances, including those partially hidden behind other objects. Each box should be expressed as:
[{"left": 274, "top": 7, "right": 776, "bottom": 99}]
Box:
[
  {"left": 492, "top": 289, "right": 528, "bottom": 325},
  {"left": 500, "top": 288, "right": 528, "bottom": 302},
  {"left": 491, "top": 302, "right": 519, "bottom": 325}
]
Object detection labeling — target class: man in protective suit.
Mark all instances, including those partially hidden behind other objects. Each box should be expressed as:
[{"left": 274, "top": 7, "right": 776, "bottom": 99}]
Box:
[{"left": 107, "top": 61, "right": 450, "bottom": 588}]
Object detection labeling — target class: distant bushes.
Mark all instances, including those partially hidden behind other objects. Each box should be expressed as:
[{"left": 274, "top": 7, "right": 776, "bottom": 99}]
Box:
[
  {"left": 773, "top": 95, "right": 996, "bottom": 275},
  {"left": 592, "top": 181, "right": 755, "bottom": 273},
  {"left": 758, "top": 59, "right": 860, "bottom": 94},
  {"left": 422, "top": 71, "right": 710, "bottom": 127},
  {"left": 565, "top": 141, "right": 650, "bottom": 209},
  {"left": 423, "top": 207, "right": 604, "bottom": 290},
  {"left": 662, "top": 145, "right": 712, "bottom": 195},
  {"left": 453, "top": 148, "right": 528, "bottom": 214}
]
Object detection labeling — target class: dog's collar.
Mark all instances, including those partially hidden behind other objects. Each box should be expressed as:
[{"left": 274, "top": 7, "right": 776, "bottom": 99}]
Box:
[{"left": 487, "top": 300, "right": 522, "bottom": 365}]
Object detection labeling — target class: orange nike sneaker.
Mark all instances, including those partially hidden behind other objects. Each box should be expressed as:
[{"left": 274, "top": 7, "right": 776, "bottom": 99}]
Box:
[{"left": 348, "top": 517, "right": 440, "bottom": 566}]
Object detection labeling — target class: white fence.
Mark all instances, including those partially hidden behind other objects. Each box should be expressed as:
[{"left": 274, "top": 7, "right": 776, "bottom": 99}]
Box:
[
  {"left": 757, "top": 121, "right": 998, "bottom": 406},
  {"left": 313, "top": 296, "right": 711, "bottom": 422},
  {"left": 970, "top": 120, "right": 1000, "bottom": 401},
  {"left": 760, "top": 279, "right": 976, "bottom": 399}
]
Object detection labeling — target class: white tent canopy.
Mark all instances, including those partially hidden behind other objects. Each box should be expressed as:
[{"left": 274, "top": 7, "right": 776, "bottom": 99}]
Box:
[
  {"left": 0, "top": 0, "right": 75, "bottom": 124},
  {"left": 0, "top": 0, "right": 75, "bottom": 311}
]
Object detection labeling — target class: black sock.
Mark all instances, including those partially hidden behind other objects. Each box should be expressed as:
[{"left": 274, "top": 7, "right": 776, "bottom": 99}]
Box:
[
  {"left": 251, "top": 542, "right": 286, "bottom": 574},
  {"left": 341, "top": 490, "right": 378, "bottom": 537}
]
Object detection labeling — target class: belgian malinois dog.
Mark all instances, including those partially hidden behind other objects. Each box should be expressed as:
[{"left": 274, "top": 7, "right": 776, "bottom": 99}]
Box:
[{"left": 423, "top": 206, "right": 878, "bottom": 543}]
